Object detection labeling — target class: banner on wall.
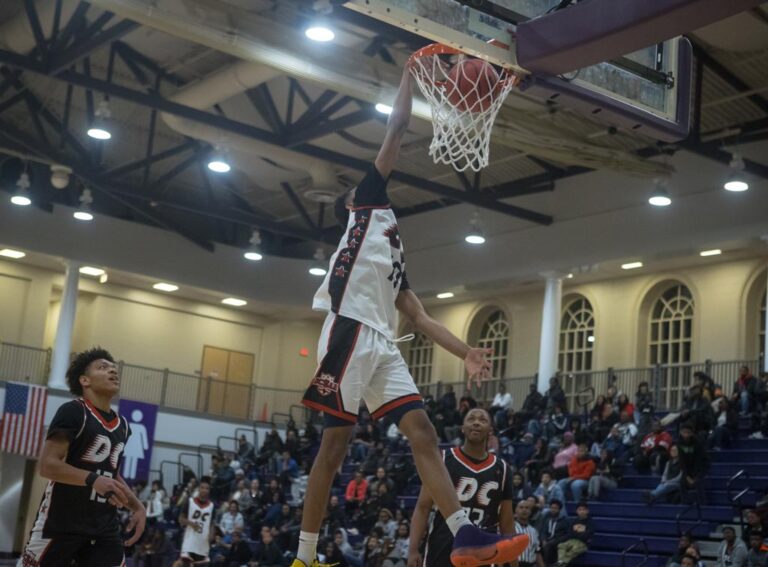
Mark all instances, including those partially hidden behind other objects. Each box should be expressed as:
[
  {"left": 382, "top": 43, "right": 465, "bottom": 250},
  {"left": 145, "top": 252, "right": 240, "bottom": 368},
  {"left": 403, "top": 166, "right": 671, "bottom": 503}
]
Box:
[{"left": 118, "top": 399, "right": 158, "bottom": 483}]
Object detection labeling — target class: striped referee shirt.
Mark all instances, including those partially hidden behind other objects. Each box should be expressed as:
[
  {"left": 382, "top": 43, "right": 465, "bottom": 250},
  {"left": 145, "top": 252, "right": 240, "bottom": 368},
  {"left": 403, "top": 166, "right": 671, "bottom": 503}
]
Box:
[{"left": 514, "top": 521, "right": 541, "bottom": 564}]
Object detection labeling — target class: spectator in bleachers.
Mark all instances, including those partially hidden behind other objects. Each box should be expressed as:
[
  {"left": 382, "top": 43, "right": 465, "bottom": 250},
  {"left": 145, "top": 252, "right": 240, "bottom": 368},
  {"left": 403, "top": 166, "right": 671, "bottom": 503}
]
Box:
[
  {"left": 511, "top": 472, "right": 534, "bottom": 506},
  {"left": 557, "top": 443, "right": 596, "bottom": 502},
  {"left": 363, "top": 533, "right": 385, "bottom": 567},
  {"left": 276, "top": 450, "right": 300, "bottom": 485},
  {"left": 681, "top": 385, "right": 715, "bottom": 436},
  {"left": 145, "top": 480, "right": 167, "bottom": 526},
  {"left": 545, "top": 405, "right": 569, "bottom": 445},
  {"left": 666, "top": 532, "right": 695, "bottom": 567},
  {"left": 257, "top": 424, "right": 284, "bottom": 467},
  {"left": 552, "top": 432, "right": 578, "bottom": 478},
  {"left": 458, "top": 388, "right": 478, "bottom": 421},
  {"left": 693, "top": 372, "right": 715, "bottom": 402},
  {"left": 491, "top": 384, "right": 514, "bottom": 430},
  {"left": 717, "top": 526, "right": 748, "bottom": 567},
  {"left": 382, "top": 522, "right": 410, "bottom": 567},
  {"left": 251, "top": 527, "right": 285, "bottom": 567},
  {"left": 678, "top": 422, "right": 709, "bottom": 501},
  {"left": 240, "top": 479, "right": 261, "bottom": 521},
  {"left": 616, "top": 411, "right": 639, "bottom": 461},
  {"left": 747, "top": 531, "right": 767, "bottom": 567},
  {"left": 644, "top": 444, "right": 682, "bottom": 505},
  {"left": 263, "top": 478, "right": 285, "bottom": 507},
  {"left": 680, "top": 545, "right": 706, "bottom": 567},
  {"left": 323, "top": 541, "right": 351, "bottom": 567},
  {"left": 554, "top": 501, "right": 593, "bottom": 566},
  {"left": 278, "top": 505, "right": 304, "bottom": 552},
  {"left": 523, "top": 436, "right": 552, "bottom": 485},
  {"left": 546, "top": 376, "right": 567, "bottom": 413},
  {"left": 284, "top": 429, "right": 300, "bottom": 460},
  {"left": 366, "top": 486, "right": 397, "bottom": 528},
  {"left": 133, "top": 526, "right": 174, "bottom": 567},
  {"left": 334, "top": 529, "right": 361, "bottom": 567},
  {"left": 734, "top": 365, "right": 758, "bottom": 416},
  {"left": 635, "top": 419, "right": 673, "bottom": 474},
  {"left": 588, "top": 448, "right": 622, "bottom": 500},
  {"left": 213, "top": 458, "right": 236, "bottom": 502},
  {"left": 238, "top": 435, "right": 256, "bottom": 466},
  {"left": 535, "top": 470, "right": 565, "bottom": 508},
  {"left": 369, "top": 467, "right": 395, "bottom": 497},
  {"left": 617, "top": 394, "right": 635, "bottom": 420},
  {"left": 538, "top": 499, "right": 568, "bottom": 564},
  {"left": 635, "top": 381, "right": 654, "bottom": 423},
  {"left": 214, "top": 528, "right": 252, "bottom": 566},
  {"left": 345, "top": 470, "right": 369, "bottom": 516},
  {"left": 599, "top": 424, "right": 623, "bottom": 458},
  {"left": 519, "top": 383, "right": 545, "bottom": 432},
  {"left": 219, "top": 501, "right": 245, "bottom": 539},
  {"left": 710, "top": 397, "right": 739, "bottom": 449},
  {"left": 440, "top": 385, "right": 457, "bottom": 411},
  {"left": 746, "top": 509, "right": 768, "bottom": 542}
]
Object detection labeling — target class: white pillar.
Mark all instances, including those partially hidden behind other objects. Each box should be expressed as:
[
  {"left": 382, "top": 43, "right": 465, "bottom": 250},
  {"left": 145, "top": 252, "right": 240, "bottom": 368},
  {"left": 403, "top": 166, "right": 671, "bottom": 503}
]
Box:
[
  {"left": 538, "top": 274, "right": 562, "bottom": 393},
  {"left": 48, "top": 261, "right": 80, "bottom": 389}
]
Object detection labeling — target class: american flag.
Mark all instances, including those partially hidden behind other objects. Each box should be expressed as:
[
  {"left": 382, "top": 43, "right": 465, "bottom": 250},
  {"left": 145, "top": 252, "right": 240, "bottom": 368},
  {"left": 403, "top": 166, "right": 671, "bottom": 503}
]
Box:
[{"left": 1, "top": 383, "right": 48, "bottom": 458}]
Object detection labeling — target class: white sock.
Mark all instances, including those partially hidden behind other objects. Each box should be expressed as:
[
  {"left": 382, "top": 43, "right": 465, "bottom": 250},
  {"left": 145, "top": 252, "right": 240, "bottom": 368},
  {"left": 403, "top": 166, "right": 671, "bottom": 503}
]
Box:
[
  {"left": 297, "top": 531, "right": 319, "bottom": 565},
  {"left": 445, "top": 508, "right": 473, "bottom": 536}
]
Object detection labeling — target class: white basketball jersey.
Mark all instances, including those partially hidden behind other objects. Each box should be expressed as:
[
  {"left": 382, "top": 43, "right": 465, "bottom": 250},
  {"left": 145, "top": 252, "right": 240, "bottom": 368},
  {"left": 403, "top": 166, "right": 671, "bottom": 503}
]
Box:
[{"left": 181, "top": 498, "right": 213, "bottom": 557}]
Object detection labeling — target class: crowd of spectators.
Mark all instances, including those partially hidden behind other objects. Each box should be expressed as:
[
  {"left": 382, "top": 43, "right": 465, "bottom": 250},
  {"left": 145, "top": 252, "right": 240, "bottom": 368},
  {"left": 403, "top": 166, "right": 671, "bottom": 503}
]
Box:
[{"left": 123, "top": 365, "right": 768, "bottom": 567}]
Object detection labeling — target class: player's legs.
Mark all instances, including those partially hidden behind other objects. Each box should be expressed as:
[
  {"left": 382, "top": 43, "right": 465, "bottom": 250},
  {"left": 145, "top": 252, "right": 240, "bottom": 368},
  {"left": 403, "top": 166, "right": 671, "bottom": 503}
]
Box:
[
  {"left": 18, "top": 533, "right": 85, "bottom": 567},
  {"left": 75, "top": 537, "right": 126, "bottom": 567}
]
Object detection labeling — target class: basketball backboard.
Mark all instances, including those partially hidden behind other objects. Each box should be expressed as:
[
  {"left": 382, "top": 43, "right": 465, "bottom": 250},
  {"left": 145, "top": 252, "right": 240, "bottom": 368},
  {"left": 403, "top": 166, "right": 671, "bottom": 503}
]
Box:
[{"left": 343, "top": 0, "right": 693, "bottom": 141}]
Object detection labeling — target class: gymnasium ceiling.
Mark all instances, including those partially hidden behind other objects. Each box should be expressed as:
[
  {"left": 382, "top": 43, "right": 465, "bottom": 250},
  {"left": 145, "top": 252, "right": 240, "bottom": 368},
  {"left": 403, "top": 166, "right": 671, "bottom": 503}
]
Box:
[{"left": 0, "top": 0, "right": 766, "bottom": 312}]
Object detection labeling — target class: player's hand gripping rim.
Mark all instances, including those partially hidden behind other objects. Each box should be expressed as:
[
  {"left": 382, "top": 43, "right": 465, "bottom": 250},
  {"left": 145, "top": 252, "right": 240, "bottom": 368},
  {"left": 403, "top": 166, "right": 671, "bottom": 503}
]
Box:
[{"left": 464, "top": 347, "right": 493, "bottom": 389}]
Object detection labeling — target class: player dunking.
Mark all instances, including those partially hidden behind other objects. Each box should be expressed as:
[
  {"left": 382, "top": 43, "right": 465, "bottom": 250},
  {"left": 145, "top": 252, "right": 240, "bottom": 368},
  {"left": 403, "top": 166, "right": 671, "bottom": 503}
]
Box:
[
  {"left": 19, "top": 347, "right": 146, "bottom": 567},
  {"left": 294, "top": 64, "right": 528, "bottom": 567},
  {"left": 408, "top": 408, "right": 517, "bottom": 567}
]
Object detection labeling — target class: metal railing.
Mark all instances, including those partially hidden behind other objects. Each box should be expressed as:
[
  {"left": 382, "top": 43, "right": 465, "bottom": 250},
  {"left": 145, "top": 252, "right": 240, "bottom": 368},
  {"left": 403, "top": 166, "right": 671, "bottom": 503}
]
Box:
[
  {"left": 620, "top": 538, "right": 649, "bottom": 567},
  {"left": 676, "top": 499, "right": 704, "bottom": 537},
  {"left": 0, "top": 340, "right": 758, "bottom": 422}
]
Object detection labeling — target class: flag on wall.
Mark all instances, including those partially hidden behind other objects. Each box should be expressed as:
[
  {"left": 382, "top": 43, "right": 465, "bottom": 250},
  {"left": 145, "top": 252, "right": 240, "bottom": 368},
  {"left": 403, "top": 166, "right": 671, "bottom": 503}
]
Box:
[{"left": 0, "top": 382, "right": 48, "bottom": 458}]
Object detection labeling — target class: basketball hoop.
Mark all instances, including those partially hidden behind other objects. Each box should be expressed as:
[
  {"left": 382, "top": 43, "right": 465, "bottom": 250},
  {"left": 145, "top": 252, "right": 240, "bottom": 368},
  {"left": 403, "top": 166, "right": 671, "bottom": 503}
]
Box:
[{"left": 409, "top": 43, "right": 520, "bottom": 172}]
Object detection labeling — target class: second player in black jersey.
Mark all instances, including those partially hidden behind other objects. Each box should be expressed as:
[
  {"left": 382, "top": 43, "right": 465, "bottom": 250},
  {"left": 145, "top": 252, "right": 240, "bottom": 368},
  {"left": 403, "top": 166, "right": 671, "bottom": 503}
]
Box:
[
  {"left": 409, "top": 408, "right": 516, "bottom": 567},
  {"left": 19, "top": 348, "right": 146, "bottom": 567}
]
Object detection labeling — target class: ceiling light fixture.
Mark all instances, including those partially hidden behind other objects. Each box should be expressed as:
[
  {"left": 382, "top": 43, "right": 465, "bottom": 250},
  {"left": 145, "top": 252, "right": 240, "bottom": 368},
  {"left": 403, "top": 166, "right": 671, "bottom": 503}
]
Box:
[
  {"left": 0, "top": 248, "right": 26, "bottom": 259},
  {"left": 153, "top": 282, "right": 179, "bottom": 292},
  {"left": 11, "top": 172, "right": 32, "bottom": 206},
  {"left": 465, "top": 209, "right": 486, "bottom": 245},
  {"left": 244, "top": 230, "right": 263, "bottom": 261},
  {"left": 305, "top": 25, "right": 335, "bottom": 42},
  {"left": 73, "top": 188, "right": 94, "bottom": 221},
  {"left": 375, "top": 103, "right": 393, "bottom": 115},
  {"left": 87, "top": 99, "right": 112, "bottom": 140},
  {"left": 699, "top": 249, "right": 722, "bottom": 257},
  {"left": 648, "top": 179, "right": 672, "bottom": 207},
  {"left": 566, "top": 273, "right": 574, "bottom": 279},
  {"left": 309, "top": 248, "right": 328, "bottom": 276},
  {"left": 436, "top": 292, "right": 454, "bottom": 299},
  {"left": 621, "top": 261, "right": 643, "bottom": 270},
  {"left": 222, "top": 297, "right": 247, "bottom": 307},
  {"left": 79, "top": 266, "right": 105, "bottom": 277},
  {"left": 587, "top": 335, "right": 595, "bottom": 343},
  {"left": 724, "top": 153, "right": 749, "bottom": 192},
  {"left": 207, "top": 146, "right": 231, "bottom": 173}
]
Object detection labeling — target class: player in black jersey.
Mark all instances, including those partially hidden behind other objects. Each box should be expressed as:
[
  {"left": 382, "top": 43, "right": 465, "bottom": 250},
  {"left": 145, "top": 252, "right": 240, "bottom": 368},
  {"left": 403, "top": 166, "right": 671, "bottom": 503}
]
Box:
[
  {"left": 19, "top": 347, "right": 146, "bottom": 567},
  {"left": 409, "top": 408, "right": 517, "bottom": 567}
]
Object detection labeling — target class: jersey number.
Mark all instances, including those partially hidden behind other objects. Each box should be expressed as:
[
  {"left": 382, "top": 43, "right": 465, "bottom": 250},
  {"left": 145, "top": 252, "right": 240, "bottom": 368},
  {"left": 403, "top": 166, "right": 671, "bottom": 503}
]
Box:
[{"left": 89, "top": 470, "right": 113, "bottom": 503}]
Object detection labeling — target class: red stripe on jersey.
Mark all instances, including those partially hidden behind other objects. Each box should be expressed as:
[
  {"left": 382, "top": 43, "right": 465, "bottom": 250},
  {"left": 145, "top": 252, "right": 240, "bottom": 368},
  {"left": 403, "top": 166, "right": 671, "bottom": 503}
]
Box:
[
  {"left": 81, "top": 398, "right": 120, "bottom": 431},
  {"left": 451, "top": 447, "right": 496, "bottom": 472}
]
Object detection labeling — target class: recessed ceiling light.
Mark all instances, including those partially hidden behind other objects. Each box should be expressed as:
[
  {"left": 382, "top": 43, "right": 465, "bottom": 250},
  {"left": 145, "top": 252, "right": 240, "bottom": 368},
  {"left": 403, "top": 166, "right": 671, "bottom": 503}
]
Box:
[
  {"left": 0, "top": 248, "right": 26, "bottom": 259},
  {"left": 621, "top": 262, "right": 643, "bottom": 270},
  {"left": 724, "top": 179, "right": 749, "bottom": 192},
  {"left": 153, "top": 282, "right": 179, "bottom": 292},
  {"left": 566, "top": 273, "right": 574, "bottom": 279},
  {"left": 222, "top": 297, "right": 247, "bottom": 307},
  {"left": 11, "top": 194, "right": 32, "bottom": 206},
  {"left": 79, "top": 266, "right": 105, "bottom": 276},
  {"left": 87, "top": 127, "right": 112, "bottom": 140},
  {"left": 305, "top": 26, "right": 335, "bottom": 42},
  {"left": 375, "top": 103, "right": 393, "bottom": 115},
  {"left": 436, "top": 292, "right": 454, "bottom": 299},
  {"left": 587, "top": 335, "right": 595, "bottom": 343},
  {"left": 73, "top": 210, "right": 94, "bottom": 221},
  {"left": 244, "top": 251, "right": 263, "bottom": 262},
  {"left": 699, "top": 249, "right": 722, "bottom": 257},
  {"left": 309, "top": 267, "right": 328, "bottom": 277}
]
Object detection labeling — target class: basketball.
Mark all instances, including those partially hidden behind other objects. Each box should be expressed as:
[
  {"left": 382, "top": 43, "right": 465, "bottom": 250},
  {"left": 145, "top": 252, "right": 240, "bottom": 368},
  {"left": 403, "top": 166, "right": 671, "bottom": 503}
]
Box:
[{"left": 447, "top": 58, "right": 500, "bottom": 112}]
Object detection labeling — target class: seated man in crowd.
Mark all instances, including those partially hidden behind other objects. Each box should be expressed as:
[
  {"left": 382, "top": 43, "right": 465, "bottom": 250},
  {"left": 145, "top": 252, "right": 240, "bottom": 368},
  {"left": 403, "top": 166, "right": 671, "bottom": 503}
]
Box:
[
  {"left": 534, "top": 470, "right": 565, "bottom": 510},
  {"left": 490, "top": 384, "right": 514, "bottom": 430},
  {"left": 538, "top": 499, "right": 568, "bottom": 565},
  {"left": 635, "top": 419, "right": 673, "bottom": 474},
  {"left": 645, "top": 444, "right": 682, "bottom": 505},
  {"left": 555, "top": 502, "right": 593, "bottom": 566},
  {"left": 251, "top": 527, "right": 285, "bottom": 567},
  {"left": 677, "top": 423, "right": 710, "bottom": 502},
  {"left": 733, "top": 365, "right": 758, "bottom": 416},
  {"left": 747, "top": 531, "right": 767, "bottom": 567},
  {"left": 557, "top": 443, "right": 596, "bottom": 503},
  {"left": 716, "top": 526, "right": 748, "bottom": 567},
  {"left": 345, "top": 470, "right": 368, "bottom": 517},
  {"left": 214, "top": 529, "right": 253, "bottom": 566}
]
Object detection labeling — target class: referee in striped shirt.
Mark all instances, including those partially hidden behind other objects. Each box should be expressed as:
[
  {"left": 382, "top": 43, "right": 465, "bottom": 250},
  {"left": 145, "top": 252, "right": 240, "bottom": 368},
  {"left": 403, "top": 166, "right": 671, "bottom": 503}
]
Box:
[{"left": 514, "top": 499, "right": 544, "bottom": 567}]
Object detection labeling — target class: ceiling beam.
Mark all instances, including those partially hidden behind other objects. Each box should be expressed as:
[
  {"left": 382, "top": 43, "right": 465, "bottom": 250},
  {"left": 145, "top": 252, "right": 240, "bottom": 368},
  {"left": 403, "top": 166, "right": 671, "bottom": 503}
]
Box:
[
  {"left": 97, "top": 140, "right": 197, "bottom": 180},
  {"left": 285, "top": 107, "right": 377, "bottom": 147},
  {"left": 49, "top": 19, "right": 139, "bottom": 75},
  {"left": 281, "top": 182, "right": 318, "bottom": 232},
  {"left": 0, "top": 48, "right": 552, "bottom": 223}
]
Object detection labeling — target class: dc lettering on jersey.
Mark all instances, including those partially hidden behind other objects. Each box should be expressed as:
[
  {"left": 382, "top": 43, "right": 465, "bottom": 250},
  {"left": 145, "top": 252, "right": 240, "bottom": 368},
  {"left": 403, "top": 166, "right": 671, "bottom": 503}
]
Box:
[
  {"left": 81, "top": 434, "right": 125, "bottom": 469},
  {"left": 456, "top": 477, "right": 500, "bottom": 506}
]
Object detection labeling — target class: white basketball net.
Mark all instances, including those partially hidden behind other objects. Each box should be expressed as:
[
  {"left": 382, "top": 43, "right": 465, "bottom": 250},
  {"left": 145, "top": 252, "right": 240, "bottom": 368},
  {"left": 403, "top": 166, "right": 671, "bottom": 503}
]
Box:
[{"left": 410, "top": 48, "right": 517, "bottom": 172}]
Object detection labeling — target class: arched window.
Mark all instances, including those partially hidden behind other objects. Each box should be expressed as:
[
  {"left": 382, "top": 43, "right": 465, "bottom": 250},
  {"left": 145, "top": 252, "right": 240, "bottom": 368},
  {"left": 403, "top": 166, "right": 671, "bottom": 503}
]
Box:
[
  {"left": 559, "top": 297, "right": 595, "bottom": 372},
  {"left": 649, "top": 284, "right": 694, "bottom": 365},
  {"left": 406, "top": 332, "right": 434, "bottom": 385},
  {"left": 478, "top": 310, "right": 510, "bottom": 378},
  {"left": 760, "top": 291, "right": 766, "bottom": 370}
]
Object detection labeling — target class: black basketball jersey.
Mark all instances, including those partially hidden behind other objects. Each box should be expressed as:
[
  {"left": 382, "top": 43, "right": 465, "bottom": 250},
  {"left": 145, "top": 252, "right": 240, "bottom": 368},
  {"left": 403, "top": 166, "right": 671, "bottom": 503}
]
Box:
[
  {"left": 424, "top": 448, "right": 513, "bottom": 567},
  {"left": 33, "top": 398, "right": 130, "bottom": 538}
]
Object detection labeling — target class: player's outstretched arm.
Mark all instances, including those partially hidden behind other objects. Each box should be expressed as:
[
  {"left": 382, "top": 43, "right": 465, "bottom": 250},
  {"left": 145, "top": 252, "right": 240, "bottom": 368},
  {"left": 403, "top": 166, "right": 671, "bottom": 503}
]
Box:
[
  {"left": 407, "top": 486, "right": 434, "bottom": 567},
  {"left": 396, "top": 289, "right": 492, "bottom": 387},
  {"left": 375, "top": 64, "right": 414, "bottom": 178},
  {"left": 118, "top": 474, "right": 147, "bottom": 545},
  {"left": 38, "top": 434, "right": 132, "bottom": 508}
]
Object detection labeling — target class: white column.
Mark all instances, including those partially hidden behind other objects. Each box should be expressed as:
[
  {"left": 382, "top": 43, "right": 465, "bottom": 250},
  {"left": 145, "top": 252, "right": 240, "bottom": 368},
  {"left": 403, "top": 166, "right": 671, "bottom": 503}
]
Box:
[
  {"left": 538, "top": 274, "right": 563, "bottom": 393},
  {"left": 48, "top": 261, "right": 80, "bottom": 389}
]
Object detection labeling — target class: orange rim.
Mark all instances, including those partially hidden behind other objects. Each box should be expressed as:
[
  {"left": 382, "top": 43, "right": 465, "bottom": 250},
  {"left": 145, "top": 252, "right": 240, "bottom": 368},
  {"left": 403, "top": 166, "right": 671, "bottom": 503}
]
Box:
[{"left": 409, "top": 43, "right": 521, "bottom": 89}]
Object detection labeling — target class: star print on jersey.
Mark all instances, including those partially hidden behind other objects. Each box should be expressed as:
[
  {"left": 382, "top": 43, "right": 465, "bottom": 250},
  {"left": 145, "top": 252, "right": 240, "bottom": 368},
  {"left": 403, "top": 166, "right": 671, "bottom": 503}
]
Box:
[
  {"left": 329, "top": 210, "right": 373, "bottom": 313},
  {"left": 335, "top": 266, "right": 347, "bottom": 277},
  {"left": 340, "top": 252, "right": 352, "bottom": 263}
]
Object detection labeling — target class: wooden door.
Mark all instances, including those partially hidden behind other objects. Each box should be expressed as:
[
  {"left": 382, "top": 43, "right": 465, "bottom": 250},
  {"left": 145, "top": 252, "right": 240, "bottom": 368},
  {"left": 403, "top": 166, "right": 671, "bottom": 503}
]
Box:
[{"left": 198, "top": 346, "right": 255, "bottom": 418}]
